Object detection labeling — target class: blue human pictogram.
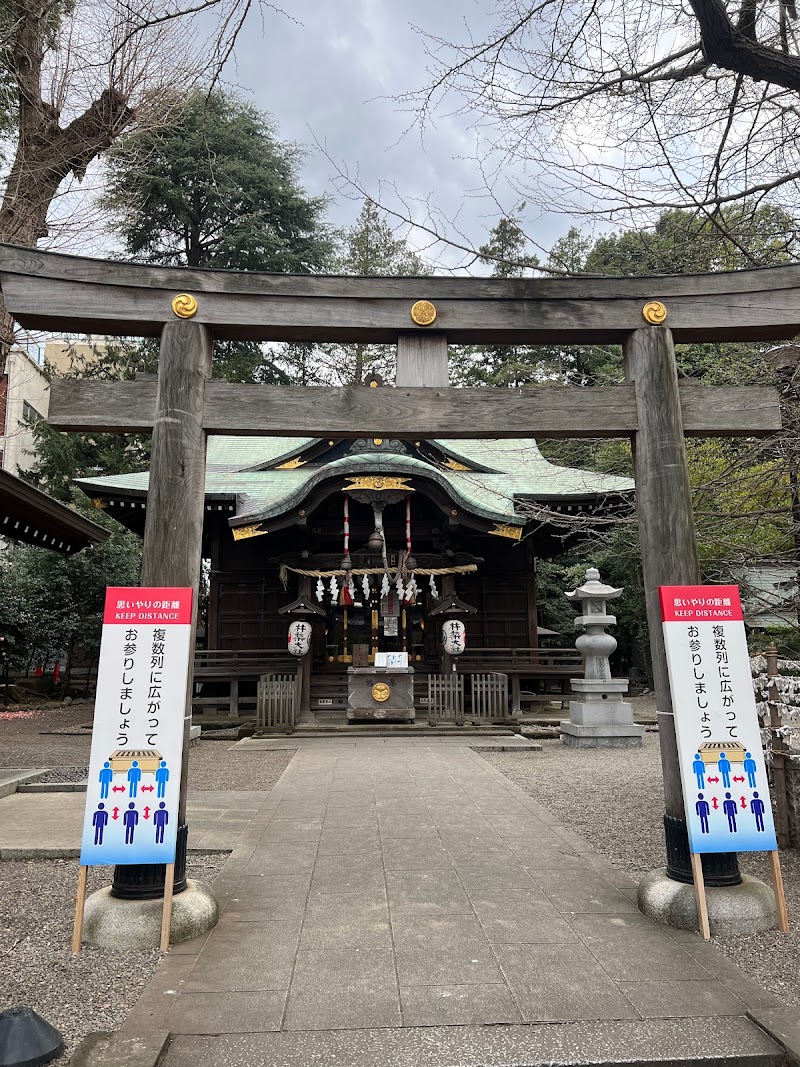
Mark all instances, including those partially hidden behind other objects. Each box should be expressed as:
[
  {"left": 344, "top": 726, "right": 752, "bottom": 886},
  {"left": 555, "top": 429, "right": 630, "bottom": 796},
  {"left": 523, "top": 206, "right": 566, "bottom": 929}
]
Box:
[
  {"left": 722, "top": 791, "right": 738, "bottom": 833},
  {"left": 154, "top": 801, "right": 169, "bottom": 844},
  {"left": 155, "top": 760, "right": 169, "bottom": 799},
  {"left": 718, "top": 752, "right": 732, "bottom": 789},
  {"left": 127, "top": 759, "right": 142, "bottom": 798},
  {"left": 695, "top": 792, "right": 710, "bottom": 833},
  {"left": 92, "top": 802, "right": 108, "bottom": 845},
  {"left": 692, "top": 754, "right": 706, "bottom": 789},
  {"left": 743, "top": 752, "right": 758, "bottom": 789},
  {"left": 750, "top": 791, "right": 766, "bottom": 832},
  {"left": 98, "top": 760, "right": 113, "bottom": 799},
  {"left": 123, "top": 801, "right": 138, "bottom": 844}
]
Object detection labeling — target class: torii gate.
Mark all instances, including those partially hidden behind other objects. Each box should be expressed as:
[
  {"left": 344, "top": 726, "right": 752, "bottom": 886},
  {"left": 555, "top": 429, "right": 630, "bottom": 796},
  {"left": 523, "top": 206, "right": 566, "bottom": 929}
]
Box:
[{"left": 0, "top": 244, "right": 789, "bottom": 902}]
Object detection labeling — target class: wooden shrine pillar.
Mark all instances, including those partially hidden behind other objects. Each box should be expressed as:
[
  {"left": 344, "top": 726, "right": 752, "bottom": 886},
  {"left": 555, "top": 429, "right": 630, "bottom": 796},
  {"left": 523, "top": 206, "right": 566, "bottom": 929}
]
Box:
[
  {"left": 623, "top": 326, "right": 740, "bottom": 886},
  {"left": 112, "top": 320, "right": 213, "bottom": 900}
]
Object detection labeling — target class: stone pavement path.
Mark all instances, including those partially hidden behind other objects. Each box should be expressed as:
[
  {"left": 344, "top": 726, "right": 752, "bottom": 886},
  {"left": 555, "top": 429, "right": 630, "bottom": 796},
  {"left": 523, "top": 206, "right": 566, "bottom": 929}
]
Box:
[{"left": 120, "top": 738, "right": 785, "bottom": 1066}]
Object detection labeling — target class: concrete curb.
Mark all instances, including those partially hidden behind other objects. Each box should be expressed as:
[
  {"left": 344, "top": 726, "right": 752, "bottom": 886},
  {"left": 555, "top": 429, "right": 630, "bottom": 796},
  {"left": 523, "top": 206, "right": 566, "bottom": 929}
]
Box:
[
  {"left": 748, "top": 1007, "right": 800, "bottom": 1066},
  {"left": 0, "top": 846, "right": 232, "bottom": 861},
  {"left": 0, "top": 769, "right": 48, "bottom": 798},
  {"left": 17, "top": 781, "right": 87, "bottom": 793},
  {"left": 69, "top": 1029, "right": 170, "bottom": 1067}
]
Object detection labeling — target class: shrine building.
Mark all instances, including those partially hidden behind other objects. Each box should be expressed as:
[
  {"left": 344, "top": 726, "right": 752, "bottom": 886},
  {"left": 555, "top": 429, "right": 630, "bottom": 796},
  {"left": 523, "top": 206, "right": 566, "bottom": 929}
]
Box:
[{"left": 78, "top": 403, "right": 631, "bottom": 724}]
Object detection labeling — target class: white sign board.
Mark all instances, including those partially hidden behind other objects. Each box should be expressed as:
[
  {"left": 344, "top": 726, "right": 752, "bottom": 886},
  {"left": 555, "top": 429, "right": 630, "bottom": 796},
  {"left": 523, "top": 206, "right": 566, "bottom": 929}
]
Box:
[
  {"left": 79, "top": 587, "right": 193, "bottom": 866},
  {"left": 374, "top": 652, "right": 408, "bottom": 668},
  {"left": 661, "top": 584, "right": 776, "bottom": 853}
]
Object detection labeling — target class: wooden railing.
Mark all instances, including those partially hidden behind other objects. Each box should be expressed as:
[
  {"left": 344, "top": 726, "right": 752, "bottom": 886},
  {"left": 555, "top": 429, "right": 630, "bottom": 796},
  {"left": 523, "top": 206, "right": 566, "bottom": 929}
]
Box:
[
  {"left": 194, "top": 649, "right": 296, "bottom": 675},
  {"left": 193, "top": 649, "right": 298, "bottom": 717},
  {"left": 455, "top": 647, "right": 581, "bottom": 673}
]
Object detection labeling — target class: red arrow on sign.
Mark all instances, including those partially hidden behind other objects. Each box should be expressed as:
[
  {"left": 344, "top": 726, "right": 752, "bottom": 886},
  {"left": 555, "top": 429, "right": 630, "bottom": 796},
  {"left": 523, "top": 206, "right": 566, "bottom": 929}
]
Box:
[
  {"left": 740, "top": 796, "right": 747, "bottom": 809},
  {"left": 143, "top": 806, "right": 151, "bottom": 819},
  {"left": 112, "top": 785, "right": 125, "bottom": 793},
  {"left": 707, "top": 776, "right": 720, "bottom": 783},
  {"left": 711, "top": 797, "right": 719, "bottom": 810},
  {"left": 733, "top": 775, "right": 745, "bottom": 783},
  {"left": 111, "top": 807, "right": 119, "bottom": 820},
  {"left": 141, "top": 785, "right": 154, "bottom": 793}
]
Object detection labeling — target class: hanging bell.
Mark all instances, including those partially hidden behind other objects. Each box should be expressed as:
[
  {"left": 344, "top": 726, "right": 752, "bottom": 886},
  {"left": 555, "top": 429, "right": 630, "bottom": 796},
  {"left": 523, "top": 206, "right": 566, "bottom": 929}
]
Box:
[
  {"left": 341, "top": 556, "right": 353, "bottom": 572},
  {"left": 406, "top": 555, "right": 417, "bottom": 572},
  {"left": 367, "top": 528, "right": 383, "bottom": 554}
]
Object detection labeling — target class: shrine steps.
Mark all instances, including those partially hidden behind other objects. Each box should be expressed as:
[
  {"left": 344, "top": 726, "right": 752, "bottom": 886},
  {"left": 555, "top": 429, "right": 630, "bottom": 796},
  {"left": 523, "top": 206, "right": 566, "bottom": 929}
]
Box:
[
  {"left": 157, "top": 1017, "right": 785, "bottom": 1067},
  {"left": 256, "top": 720, "right": 521, "bottom": 737}
]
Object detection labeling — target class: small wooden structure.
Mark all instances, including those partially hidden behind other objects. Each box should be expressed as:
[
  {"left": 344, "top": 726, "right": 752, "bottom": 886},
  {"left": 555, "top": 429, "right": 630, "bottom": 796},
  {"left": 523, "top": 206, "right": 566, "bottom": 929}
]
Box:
[{"left": 0, "top": 467, "right": 108, "bottom": 553}]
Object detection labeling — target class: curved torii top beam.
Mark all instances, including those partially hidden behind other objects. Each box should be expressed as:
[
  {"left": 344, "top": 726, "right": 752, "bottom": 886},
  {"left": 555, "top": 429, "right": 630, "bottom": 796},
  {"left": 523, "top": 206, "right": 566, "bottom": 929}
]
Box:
[{"left": 1, "top": 244, "right": 800, "bottom": 343}]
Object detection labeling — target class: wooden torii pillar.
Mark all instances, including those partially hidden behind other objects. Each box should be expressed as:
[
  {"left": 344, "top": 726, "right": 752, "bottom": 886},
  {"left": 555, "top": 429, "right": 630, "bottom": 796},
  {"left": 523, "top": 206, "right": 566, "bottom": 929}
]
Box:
[{"left": 0, "top": 246, "right": 792, "bottom": 895}]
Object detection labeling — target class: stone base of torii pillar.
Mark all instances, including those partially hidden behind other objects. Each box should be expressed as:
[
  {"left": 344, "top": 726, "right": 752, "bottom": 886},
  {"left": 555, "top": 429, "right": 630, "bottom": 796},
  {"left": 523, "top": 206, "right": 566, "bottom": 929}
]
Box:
[{"left": 559, "top": 567, "right": 644, "bottom": 749}]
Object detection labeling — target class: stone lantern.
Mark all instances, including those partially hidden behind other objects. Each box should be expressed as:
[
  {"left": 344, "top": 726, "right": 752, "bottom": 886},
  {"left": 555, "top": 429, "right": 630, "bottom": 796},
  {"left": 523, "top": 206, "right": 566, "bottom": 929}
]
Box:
[{"left": 560, "top": 567, "right": 644, "bottom": 748}]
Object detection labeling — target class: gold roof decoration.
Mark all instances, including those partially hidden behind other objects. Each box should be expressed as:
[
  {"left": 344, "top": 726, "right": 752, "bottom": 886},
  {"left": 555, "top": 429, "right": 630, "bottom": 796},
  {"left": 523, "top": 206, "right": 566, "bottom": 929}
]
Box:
[
  {"left": 488, "top": 523, "right": 523, "bottom": 540},
  {"left": 342, "top": 476, "right": 414, "bottom": 492},
  {"left": 232, "top": 523, "right": 267, "bottom": 541}
]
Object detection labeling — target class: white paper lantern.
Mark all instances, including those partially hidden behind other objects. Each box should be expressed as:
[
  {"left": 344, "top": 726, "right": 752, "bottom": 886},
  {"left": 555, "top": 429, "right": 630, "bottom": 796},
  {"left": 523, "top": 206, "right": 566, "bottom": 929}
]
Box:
[
  {"left": 441, "top": 619, "right": 466, "bottom": 656},
  {"left": 288, "top": 620, "right": 312, "bottom": 657}
]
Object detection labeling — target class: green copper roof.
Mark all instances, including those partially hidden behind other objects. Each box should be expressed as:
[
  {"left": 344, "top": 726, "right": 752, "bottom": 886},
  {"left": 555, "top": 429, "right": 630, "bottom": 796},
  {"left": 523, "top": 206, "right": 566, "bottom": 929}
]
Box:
[{"left": 77, "top": 434, "right": 633, "bottom": 528}]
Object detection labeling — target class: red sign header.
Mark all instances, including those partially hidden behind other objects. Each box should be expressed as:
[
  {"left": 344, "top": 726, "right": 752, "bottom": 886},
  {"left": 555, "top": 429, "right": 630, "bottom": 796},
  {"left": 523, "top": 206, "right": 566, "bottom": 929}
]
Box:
[
  {"left": 659, "top": 585, "right": 743, "bottom": 623},
  {"left": 103, "top": 587, "right": 193, "bottom": 626}
]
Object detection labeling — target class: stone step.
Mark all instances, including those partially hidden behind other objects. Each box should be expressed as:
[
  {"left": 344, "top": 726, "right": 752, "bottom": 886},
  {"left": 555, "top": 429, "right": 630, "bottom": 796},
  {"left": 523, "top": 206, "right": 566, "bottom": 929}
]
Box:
[{"left": 157, "top": 1017, "right": 786, "bottom": 1067}]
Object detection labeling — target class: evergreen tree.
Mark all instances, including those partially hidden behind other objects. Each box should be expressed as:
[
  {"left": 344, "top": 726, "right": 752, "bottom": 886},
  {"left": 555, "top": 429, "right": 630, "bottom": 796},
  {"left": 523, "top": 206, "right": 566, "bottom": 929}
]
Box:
[
  {"left": 451, "top": 215, "right": 548, "bottom": 387},
  {"left": 316, "top": 201, "right": 432, "bottom": 385},
  {"left": 103, "top": 90, "right": 333, "bottom": 383}
]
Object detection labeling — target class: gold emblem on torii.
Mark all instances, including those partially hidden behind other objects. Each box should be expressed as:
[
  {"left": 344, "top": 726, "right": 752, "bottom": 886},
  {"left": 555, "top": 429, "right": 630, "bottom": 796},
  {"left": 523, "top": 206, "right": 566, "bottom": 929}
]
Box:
[
  {"left": 410, "top": 300, "right": 437, "bottom": 326},
  {"left": 642, "top": 301, "right": 668, "bottom": 325},
  {"left": 172, "top": 293, "right": 199, "bottom": 318}
]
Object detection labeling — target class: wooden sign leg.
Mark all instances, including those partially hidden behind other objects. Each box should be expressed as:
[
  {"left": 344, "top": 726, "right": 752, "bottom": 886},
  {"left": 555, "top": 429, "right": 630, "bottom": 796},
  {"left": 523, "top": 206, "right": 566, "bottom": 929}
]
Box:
[
  {"left": 160, "top": 863, "right": 176, "bottom": 952},
  {"left": 71, "top": 866, "right": 88, "bottom": 955},
  {"left": 768, "top": 850, "right": 790, "bottom": 933},
  {"left": 690, "top": 852, "right": 711, "bottom": 941}
]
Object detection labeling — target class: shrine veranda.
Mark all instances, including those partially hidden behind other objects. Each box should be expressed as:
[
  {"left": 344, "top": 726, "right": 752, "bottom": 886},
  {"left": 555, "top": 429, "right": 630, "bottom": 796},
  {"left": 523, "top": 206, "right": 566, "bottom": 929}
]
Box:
[{"left": 0, "top": 243, "right": 790, "bottom": 887}]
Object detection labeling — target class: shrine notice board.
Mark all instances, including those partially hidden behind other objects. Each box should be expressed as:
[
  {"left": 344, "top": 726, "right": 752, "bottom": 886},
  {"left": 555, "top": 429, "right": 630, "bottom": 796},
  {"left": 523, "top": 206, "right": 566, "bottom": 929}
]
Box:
[
  {"left": 79, "top": 587, "right": 193, "bottom": 866},
  {"left": 660, "top": 585, "right": 777, "bottom": 853}
]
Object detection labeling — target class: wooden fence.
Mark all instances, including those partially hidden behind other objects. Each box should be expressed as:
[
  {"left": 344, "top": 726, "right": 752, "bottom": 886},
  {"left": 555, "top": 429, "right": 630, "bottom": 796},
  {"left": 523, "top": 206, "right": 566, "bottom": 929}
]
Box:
[
  {"left": 256, "top": 673, "right": 298, "bottom": 732},
  {"left": 427, "top": 674, "right": 465, "bottom": 724},
  {"left": 470, "top": 672, "right": 509, "bottom": 721}
]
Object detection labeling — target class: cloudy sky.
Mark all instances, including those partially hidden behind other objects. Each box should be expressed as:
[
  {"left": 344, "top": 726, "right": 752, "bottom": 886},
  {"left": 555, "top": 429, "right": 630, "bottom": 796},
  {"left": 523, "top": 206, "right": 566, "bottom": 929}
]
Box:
[{"left": 225, "top": 0, "right": 574, "bottom": 270}]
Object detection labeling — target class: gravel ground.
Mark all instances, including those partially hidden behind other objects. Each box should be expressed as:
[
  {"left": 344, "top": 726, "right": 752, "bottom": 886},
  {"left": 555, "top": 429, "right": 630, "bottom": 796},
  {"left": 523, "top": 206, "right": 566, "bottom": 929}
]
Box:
[
  {"left": 0, "top": 703, "right": 294, "bottom": 1059},
  {"left": 0, "top": 703, "right": 93, "bottom": 768},
  {"left": 24, "top": 767, "right": 89, "bottom": 784},
  {"left": 0, "top": 703, "right": 294, "bottom": 790},
  {"left": 483, "top": 731, "right": 800, "bottom": 1009},
  {"left": 0, "top": 852, "right": 227, "bottom": 1061},
  {"left": 187, "top": 740, "right": 293, "bottom": 790}
]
